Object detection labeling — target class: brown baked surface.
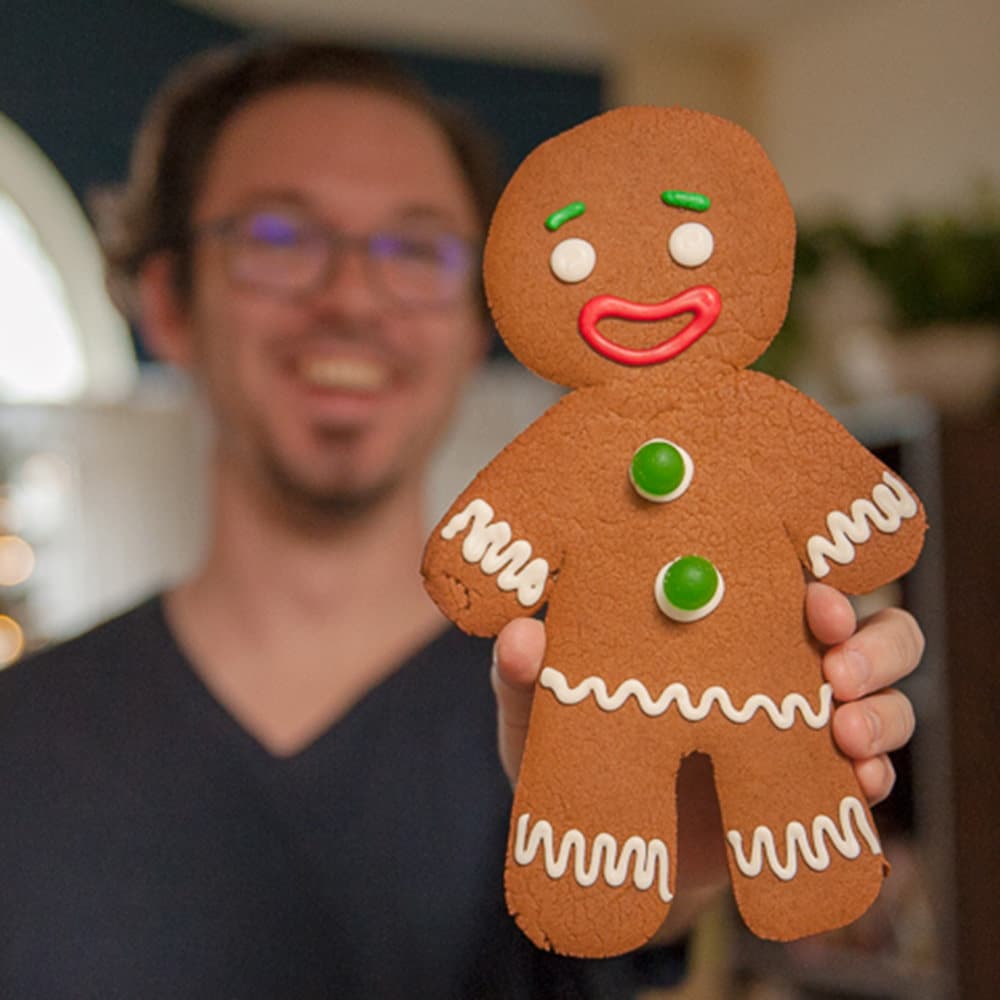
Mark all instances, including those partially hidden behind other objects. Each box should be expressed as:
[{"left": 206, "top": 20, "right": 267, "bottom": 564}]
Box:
[{"left": 422, "top": 106, "right": 926, "bottom": 956}]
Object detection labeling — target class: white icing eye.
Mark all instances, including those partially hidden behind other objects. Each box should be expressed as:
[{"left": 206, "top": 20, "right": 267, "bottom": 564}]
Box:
[
  {"left": 668, "top": 222, "right": 714, "bottom": 268},
  {"left": 550, "top": 237, "right": 596, "bottom": 283}
]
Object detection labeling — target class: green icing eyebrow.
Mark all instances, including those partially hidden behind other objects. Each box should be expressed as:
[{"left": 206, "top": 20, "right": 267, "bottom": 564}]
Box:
[
  {"left": 661, "top": 190, "right": 711, "bottom": 212},
  {"left": 545, "top": 201, "right": 586, "bottom": 231}
]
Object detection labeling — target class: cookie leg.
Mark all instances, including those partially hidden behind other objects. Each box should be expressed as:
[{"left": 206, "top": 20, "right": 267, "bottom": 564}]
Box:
[
  {"left": 714, "top": 728, "right": 887, "bottom": 941},
  {"left": 505, "top": 686, "right": 681, "bottom": 958}
]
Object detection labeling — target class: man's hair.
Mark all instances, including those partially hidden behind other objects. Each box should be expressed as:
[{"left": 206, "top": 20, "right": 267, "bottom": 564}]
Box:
[{"left": 93, "top": 39, "right": 502, "bottom": 317}]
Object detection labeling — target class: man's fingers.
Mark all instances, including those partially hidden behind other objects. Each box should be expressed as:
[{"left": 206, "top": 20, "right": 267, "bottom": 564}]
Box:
[
  {"left": 833, "top": 688, "right": 916, "bottom": 760},
  {"left": 834, "top": 688, "right": 913, "bottom": 806},
  {"left": 852, "top": 755, "right": 898, "bottom": 806},
  {"left": 810, "top": 584, "right": 924, "bottom": 806},
  {"left": 491, "top": 618, "right": 545, "bottom": 784},
  {"left": 823, "top": 606, "right": 925, "bottom": 701},
  {"left": 805, "top": 582, "right": 857, "bottom": 647},
  {"left": 492, "top": 617, "right": 545, "bottom": 691}
]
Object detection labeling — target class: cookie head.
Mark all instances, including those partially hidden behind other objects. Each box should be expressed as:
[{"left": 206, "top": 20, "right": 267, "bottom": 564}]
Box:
[{"left": 483, "top": 106, "right": 796, "bottom": 387}]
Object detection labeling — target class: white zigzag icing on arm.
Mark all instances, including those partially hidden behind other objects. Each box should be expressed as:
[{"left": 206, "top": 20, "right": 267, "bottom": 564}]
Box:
[
  {"left": 539, "top": 667, "right": 833, "bottom": 730},
  {"left": 807, "top": 472, "right": 918, "bottom": 578},
  {"left": 726, "top": 796, "right": 882, "bottom": 881},
  {"left": 441, "top": 498, "right": 549, "bottom": 607},
  {"left": 513, "top": 813, "right": 673, "bottom": 903}
]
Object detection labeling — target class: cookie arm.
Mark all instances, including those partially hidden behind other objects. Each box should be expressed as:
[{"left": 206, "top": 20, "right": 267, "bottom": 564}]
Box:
[
  {"left": 422, "top": 421, "right": 561, "bottom": 637},
  {"left": 743, "top": 373, "right": 927, "bottom": 594}
]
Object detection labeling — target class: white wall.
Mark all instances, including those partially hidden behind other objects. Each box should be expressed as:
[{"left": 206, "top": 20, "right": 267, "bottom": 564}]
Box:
[
  {"left": 0, "top": 379, "right": 209, "bottom": 641},
  {"left": 757, "top": 0, "right": 1000, "bottom": 225},
  {"left": 2, "top": 363, "right": 559, "bottom": 642},
  {"left": 606, "top": 0, "right": 1000, "bottom": 227}
]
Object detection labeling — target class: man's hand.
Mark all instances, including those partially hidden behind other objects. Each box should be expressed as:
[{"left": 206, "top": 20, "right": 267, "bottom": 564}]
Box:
[
  {"left": 491, "top": 582, "right": 924, "bottom": 799},
  {"left": 807, "top": 583, "right": 924, "bottom": 804}
]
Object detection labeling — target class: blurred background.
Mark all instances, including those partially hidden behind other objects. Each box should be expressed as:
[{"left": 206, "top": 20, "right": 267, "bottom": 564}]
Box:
[{"left": 0, "top": 1, "right": 996, "bottom": 996}]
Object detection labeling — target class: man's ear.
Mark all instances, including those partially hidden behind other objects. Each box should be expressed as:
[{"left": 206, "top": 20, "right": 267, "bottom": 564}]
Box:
[{"left": 136, "top": 253, "right": 194, "bottom": 368}]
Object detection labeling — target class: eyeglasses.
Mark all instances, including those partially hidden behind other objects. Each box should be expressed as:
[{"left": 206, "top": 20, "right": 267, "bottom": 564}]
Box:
[{"left": 191, "top": 205, "right": 477, "bottom": 308}]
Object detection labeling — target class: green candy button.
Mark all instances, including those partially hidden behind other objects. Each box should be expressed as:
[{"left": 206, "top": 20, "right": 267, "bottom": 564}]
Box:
[
  {"left": 655, "top": 555, "right": 724, "bottom": 622},
  {"left": 630, "top": 439, "right": 693, "bottom": 502}
]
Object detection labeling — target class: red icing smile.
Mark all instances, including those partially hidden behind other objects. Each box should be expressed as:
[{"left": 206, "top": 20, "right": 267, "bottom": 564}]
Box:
[{"left": 577, "top": 285, "right": 721, "bottom": 366}]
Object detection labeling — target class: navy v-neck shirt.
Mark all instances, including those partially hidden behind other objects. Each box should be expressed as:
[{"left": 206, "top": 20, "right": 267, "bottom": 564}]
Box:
[{"left": 0, "top": 599, "right": 684, "bottom": 998}]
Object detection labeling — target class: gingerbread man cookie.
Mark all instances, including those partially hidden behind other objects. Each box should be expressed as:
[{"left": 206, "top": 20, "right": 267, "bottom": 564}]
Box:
[{"left": 422, "top": 107, "right": 926, "bottom": 956}]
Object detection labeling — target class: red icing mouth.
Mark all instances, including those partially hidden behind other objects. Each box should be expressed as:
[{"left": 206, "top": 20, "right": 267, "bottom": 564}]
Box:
[{"left": 577, "top": 285, "right": 721, "bottom": 366}]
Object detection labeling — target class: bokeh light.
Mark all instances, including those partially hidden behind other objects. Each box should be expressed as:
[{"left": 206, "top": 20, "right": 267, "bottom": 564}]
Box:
[
  {"left": 0, "top": 534, "right": 34, "bottom": 587},
  {"left": 0, "top": 615, "right": 24, "bottom": 667},
  {"left": 0, "top": 535, "right": 35, "bottom": 587}
]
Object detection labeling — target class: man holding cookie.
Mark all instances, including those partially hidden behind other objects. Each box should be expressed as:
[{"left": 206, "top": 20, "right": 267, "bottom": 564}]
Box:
[{"left": 0, "top": 40, "right": 924, "bottom": 997}]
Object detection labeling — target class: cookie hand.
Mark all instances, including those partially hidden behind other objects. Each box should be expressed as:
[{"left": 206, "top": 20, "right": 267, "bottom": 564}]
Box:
[{"left": 808, "top": 582, "right": 924, "bottom": 804}]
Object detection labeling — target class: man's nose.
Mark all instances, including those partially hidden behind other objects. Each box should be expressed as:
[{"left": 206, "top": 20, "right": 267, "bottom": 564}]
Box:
[{"left": 308, "top": 241, "right": 381, "bottom": 316}]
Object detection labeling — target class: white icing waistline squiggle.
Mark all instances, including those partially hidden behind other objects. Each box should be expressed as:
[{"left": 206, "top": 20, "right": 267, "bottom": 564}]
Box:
[
  {"left": 540, "top": 666, "right": 833, "bottom": 731},
  {"left": 512, "top": 813, "right": 673, "bottom": 902},
  {"left": 727, "top": 795, "right": 881, "bottom": 881},
  {"left": 807, "top": 472, "right": 918, "bottom": 578},
  {"left": 441, "top": 498, "right": 549, "bottom": 607}
]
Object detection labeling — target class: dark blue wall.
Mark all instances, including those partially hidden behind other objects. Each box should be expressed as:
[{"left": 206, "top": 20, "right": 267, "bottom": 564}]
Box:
[
  {"left": 400, "top": 51, "right": 603, "bottom": 180},
  {"left": 0, "top": 1, "right": 601, "bottom": 358},
  {"left": 1, "top": 1, "right": 601, "bottom": 221},
  {"left": 1, "top": 0, "right": 243, "bottom": 207}
]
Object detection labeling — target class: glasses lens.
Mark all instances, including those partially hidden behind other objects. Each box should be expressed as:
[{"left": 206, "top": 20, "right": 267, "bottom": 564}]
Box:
[
  {"left": 227, "top": 210, "right": 326, "bottom": 294},
  {"left": 370, "top": 232, "right": 472, "bottom": 305}
]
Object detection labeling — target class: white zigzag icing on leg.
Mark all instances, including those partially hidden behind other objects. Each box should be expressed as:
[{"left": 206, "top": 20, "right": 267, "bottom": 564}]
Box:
[
  {"left": 726, "top": 796, "right": 882, "bottom": 881},
  {"left": 539, "top": 666, "right": 833, "bottom": 730},
  {"left": 512, "top": 813, "right": 673, "bottom": 902}
]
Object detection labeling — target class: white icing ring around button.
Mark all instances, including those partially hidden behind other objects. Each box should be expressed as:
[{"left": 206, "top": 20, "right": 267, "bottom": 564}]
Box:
[
  {"left": 629, "top": 438, "right": 694, "bottom": 503},
  {"left": 654, "top": 558, "right": 725, "bottom": 622}
]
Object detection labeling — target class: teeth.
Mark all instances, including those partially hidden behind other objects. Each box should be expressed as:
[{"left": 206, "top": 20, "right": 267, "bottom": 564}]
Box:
[{"left": 301, "top": 357, "right": 389, "bottom": 391}]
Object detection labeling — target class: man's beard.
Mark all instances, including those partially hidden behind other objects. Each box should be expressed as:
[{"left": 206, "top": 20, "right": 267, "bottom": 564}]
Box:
[{"left": 254, "top": 426, "right": 407, "bottom": 533}]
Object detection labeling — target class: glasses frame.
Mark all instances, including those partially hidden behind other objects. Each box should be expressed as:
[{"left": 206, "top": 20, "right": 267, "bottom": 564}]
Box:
[{"left": 191, "top": 207, "right": 479, "bottom": 309}]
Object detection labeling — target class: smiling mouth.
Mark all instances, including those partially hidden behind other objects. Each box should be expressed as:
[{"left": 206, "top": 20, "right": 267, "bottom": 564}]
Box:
[
  {"left": 577, "top": 285, "right": 722, "bottom": 366},
  {"left": 299, "top": 357, "right": 391, "bottom": 392}
]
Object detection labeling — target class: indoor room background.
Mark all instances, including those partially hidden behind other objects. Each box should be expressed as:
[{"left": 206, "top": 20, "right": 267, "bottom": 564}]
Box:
[{"left": 1, "top": 2, "right": 996, "bottom": 997}]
